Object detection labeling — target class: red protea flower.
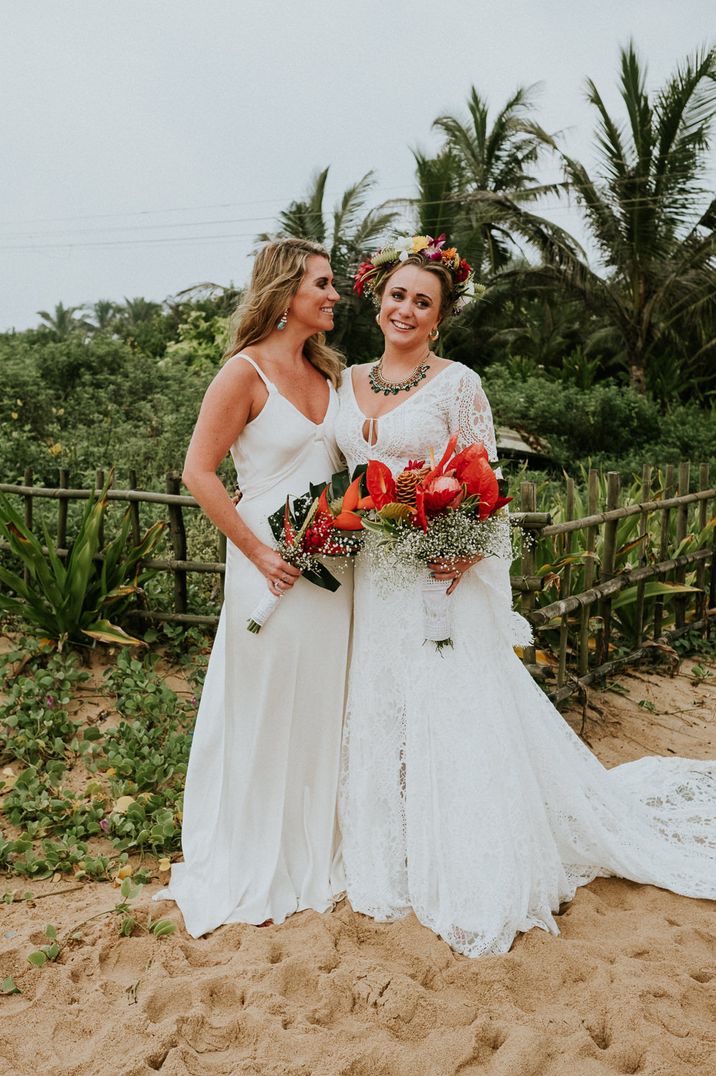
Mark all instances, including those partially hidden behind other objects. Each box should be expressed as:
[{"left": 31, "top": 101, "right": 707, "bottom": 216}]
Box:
[{"left": 421, "top": 474, "right": 465, "bottom": 514}]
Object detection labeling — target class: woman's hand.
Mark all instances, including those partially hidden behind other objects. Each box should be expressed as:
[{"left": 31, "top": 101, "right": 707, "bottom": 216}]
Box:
[
  {"left": 428, "top": 554, "right": 484, "bottom": 595},
  {"left": 251, "top": 545, "right": 301, "bottom": 598}
]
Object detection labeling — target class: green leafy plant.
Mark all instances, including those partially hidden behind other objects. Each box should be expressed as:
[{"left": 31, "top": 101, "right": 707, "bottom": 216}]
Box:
[
  {"left": 0, "top": 477, "right": 165, "bottom": 648},
  {"left": 27, "top": 924, "right": 62, "bottom": 966}
]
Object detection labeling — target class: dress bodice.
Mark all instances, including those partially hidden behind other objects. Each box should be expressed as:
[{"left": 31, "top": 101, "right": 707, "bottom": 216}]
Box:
[
  {"left": 334, "top": 360, "right": 498, "bottom": 476},
  {"left": 228, "top": 353, "right": 342, "bottom": 505}
]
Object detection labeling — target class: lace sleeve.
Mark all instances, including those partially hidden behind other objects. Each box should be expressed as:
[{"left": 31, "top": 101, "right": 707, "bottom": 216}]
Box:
[
  {"left": 450, "top": 366, "right": 498, "bottom": 461},
  {"left": 449, "top": 365, "right": 516, "bottom": 564}
]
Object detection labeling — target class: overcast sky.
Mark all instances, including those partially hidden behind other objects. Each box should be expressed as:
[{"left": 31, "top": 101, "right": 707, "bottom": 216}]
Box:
[{"left": 2, "top": 1, "right": 714, "bottom": 331}]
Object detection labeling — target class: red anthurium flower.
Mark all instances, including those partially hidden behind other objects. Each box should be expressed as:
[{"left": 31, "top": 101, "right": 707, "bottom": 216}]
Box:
[
  {"left": 468, "top": 460, "right": 500, "bottom": 519},
  {"left": 366, "top": 459, "right": 396, "bottom": 509},
  {"left": 450, "top": 443, "right": 491, "bottom": 495}
]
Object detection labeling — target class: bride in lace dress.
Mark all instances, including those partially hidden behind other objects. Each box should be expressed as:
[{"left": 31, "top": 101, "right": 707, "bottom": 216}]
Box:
[
  {"left": 156, "top": 239, "right": 352, "bottom": 936},
  {"left": 335, "top": 235, "right": 716, "bottom": 957}
]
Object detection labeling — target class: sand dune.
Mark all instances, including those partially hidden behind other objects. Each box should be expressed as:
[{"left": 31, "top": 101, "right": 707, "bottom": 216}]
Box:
[{"left": 1, "top": 660, "right": 714, "bottom": 1075}]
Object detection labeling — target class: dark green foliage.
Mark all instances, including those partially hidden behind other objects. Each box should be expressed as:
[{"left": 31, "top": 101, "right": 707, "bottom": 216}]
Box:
[{"left": 483, "top": 366, "right": 716, "bottom": 473}]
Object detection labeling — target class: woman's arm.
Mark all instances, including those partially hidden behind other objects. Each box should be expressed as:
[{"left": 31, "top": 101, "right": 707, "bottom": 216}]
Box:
[{"left": 182, "top": 359, "right": 300, "bottom": 595}]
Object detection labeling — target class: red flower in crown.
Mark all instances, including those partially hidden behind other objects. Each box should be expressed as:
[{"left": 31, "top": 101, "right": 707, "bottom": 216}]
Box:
[
  {"left": 455, "top": 258, "right": 471, "bottom": 283},
  {"left": 353, "top": 261, "right": 375, "bottom": 296}
]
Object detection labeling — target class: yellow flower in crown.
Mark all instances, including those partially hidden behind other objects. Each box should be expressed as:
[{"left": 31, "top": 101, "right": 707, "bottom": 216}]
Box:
[{"left": 411, "top": 235, "right": 430, "bottom": 253}]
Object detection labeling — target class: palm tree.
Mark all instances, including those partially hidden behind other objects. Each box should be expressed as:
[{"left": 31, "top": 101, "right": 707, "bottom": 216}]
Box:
[
  {"left": 421, "top": 85, "right": 573, "bottom": 277},
  {"left": 259, "top": 167, "right": 398, "bottom": 356},
  {"left": 36, "top": 302, "right": 88, "bottom": 341},
  {"left": 517, "top": 42, "right": 716, "bottom": 396},
  {"left": 88, "top": 300, "right": 118, "bottom": 333}
]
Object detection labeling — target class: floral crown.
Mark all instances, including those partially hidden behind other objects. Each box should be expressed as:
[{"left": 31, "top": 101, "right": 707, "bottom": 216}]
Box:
[{"left": 353, "top": 234, "right": 484, "bottom": 316}]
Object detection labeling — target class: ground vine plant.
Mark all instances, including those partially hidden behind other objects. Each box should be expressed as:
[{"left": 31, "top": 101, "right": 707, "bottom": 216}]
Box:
[{"left": 0, "top": 632, "right": 208, "bottom": 897}]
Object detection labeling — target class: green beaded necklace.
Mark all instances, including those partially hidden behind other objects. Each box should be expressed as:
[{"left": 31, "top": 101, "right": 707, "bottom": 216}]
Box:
[{"left": 368, "top": 355, "right": 431, "bottom": 396}]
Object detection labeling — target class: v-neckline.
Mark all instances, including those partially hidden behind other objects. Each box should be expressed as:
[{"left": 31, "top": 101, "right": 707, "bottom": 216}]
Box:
[
  {"left": 275, "top": 379, "right": 333, "bottom": 428},
  {"left": 348, "top": 362, "right": 455, "bottom": 423}
]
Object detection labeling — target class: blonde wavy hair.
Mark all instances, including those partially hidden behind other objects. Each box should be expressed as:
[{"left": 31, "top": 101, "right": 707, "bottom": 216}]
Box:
[{"left": 225, "top": 238, "right": 343, "bottom": 386}]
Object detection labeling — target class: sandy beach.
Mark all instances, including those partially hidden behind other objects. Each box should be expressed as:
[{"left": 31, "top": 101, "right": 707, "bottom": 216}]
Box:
[{"left": 1, "top": 658, "right": 714, "bottom": 1076}]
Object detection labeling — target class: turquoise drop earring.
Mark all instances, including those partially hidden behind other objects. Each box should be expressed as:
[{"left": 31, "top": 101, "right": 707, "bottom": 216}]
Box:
[{"left": 276, "top": 308, "right": 288, "bottom": 331}]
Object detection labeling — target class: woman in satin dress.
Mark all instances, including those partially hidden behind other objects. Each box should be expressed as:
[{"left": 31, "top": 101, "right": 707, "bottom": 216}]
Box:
[{"left": 156, "top": 238, "right": 353, "bottom": 937}]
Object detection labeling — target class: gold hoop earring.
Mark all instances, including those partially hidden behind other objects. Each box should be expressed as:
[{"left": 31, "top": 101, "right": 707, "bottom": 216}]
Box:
[{"left": 429, "top": 326, "right": 439, "bottom": 341}]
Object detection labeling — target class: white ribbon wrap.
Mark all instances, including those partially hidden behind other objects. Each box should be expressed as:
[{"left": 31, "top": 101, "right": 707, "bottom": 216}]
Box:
[
  {"left": 247, "top": 590, "right": 281, "bottom": 632},
  {"left": 421, "top": 576, "right": 453, "bottom": 643}
]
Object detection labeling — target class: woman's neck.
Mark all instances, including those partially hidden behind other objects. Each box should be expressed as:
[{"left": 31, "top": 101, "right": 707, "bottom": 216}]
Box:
[{"left": 380, "top": 342, "right": 432, "bottom": 375}]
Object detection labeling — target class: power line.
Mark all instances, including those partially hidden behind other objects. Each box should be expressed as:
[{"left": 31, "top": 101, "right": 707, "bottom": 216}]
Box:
[{"left": 1, "top": 163, "right": 713, "bottom": 233}]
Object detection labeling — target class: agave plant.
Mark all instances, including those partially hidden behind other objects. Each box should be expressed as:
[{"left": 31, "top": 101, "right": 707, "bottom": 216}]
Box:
[{"left": 0, "top": 480, "right": 165, "bottom": 649}]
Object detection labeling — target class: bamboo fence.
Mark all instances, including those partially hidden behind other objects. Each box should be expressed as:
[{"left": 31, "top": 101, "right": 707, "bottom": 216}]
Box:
[{"left": 1, "top": 464, "right": 714, "bottom": 705}]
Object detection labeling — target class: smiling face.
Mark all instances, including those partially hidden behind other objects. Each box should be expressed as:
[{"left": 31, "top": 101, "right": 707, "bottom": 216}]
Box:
[
  {"left": 288, "top": 254, "right": 340, "bottom": 335},
  {"left": 376, "top": 263, "right": 443, "bottom": 350}
]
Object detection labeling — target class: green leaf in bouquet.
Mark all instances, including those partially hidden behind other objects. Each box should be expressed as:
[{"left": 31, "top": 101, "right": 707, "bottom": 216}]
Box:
[
  {"left": 378, "top": 503, "right": 414, "bottom": 523},
  {"left": 268, "top": 500, "right": 291, "bottom": 543},
  {"left": 327, "top": 469, "right": 351, "bottom": 500},
  {"left": 308, "top": 481, "right": 329, "bottom": 500},
  {"left": 302, "top": 563, "right": 341, "bottom": 592},
  {"left": 292, "top": 492, "right": 317, "bottom": 531}
]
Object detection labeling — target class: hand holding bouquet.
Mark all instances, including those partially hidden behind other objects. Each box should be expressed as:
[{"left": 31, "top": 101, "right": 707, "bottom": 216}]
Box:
[
  {"left": 247, "top": 471, "right": 365, "bottom": 633},
  {"left": 360, "top": 434, "right": 513, "bottom": 649}
]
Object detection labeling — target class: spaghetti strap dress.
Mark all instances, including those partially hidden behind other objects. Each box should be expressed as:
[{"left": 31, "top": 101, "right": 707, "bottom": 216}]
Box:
[{"left": 155, "top": 354, "right": 352, "bottom": 937}]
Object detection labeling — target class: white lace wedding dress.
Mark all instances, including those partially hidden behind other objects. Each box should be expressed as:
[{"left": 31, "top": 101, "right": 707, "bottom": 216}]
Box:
[
  {"left": 155, "top": 355, "right": 352, "bottom": 937},
  {"left": 335, "top": 360, "right": 716, "bottom": 957}
]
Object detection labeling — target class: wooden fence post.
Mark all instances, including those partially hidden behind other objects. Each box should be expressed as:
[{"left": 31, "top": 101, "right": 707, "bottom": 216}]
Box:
[
  {"left": 598, "top": 471, "right": 620, "bottom": 665},
  {"left": 710, "top": 477, "right": 716, "bottom": 631},
  {"left": 653, "top": 464, "right": 676, "bottom": 639},
  {"left": 578, "top": 469, "right": 600, "bottom": 676},
  {"left": 695, "top": 463, "right": 709, "bottom": 631},
  {"left": 166, "top": 471, "right": 188, "bottom": 614},
  {"left": 23, "top": 466, "right": 33, "bottom": 584},
  {"left": 633, "top": 464, "right": 652, "bottom": 648},
  {"left": 96, "top": 469, "right": 105, "bottom": 546},
  {"left": 674, "top": 462, "right": 691, "bottom": 629},
  {"left": 128, "top": 469, "right": 141, "bottom": 546},
  {"left": 520, "top": 482, "right": 537, "bottom": 669},
  {"left": 557, "top": 477, "right": 574, "bottom": 690},
  {"left": 57, "top": 468, "right": 69, "bottom": 550}
]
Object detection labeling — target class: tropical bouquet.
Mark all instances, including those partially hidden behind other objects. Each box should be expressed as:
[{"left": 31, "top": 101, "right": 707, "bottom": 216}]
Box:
[
  {"left": 360, "top": 434, "right": 513, "bottom": 649},
  {"left": 246, "top": 470, "right": 366, "bottom": 633}
]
